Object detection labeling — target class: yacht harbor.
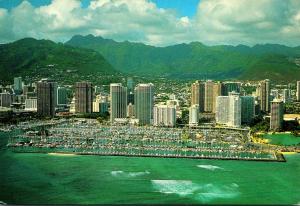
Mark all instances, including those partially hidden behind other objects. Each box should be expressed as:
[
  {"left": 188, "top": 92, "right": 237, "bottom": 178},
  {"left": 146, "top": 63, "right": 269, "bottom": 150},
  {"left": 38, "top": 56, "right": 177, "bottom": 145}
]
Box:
[{"left": 6, "top": 119, "right": 284, "bottom": 162}]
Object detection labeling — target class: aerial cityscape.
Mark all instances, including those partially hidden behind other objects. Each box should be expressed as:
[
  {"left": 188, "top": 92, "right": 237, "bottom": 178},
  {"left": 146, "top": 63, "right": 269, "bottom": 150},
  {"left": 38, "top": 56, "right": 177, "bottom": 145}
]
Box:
[{"left": 0, "top": 0, "right": 300, "bottom": 205}]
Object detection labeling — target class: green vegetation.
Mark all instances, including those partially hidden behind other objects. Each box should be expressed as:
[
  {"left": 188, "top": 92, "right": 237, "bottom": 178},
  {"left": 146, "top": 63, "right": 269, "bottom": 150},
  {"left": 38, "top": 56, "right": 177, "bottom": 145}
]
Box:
[
  {"left": 176, "top": 109, "right": 189, "bottom": 127},
  {"left": 250, "top": 115, "right": 270, "bottom": 133},
  {"left": 284, "top": 102, "right": 300, "bottom": 114},
  {"left": 66, "top": 34, "right": 300, "bottom": 82},
  {"left": 0, "top": 38, "right": 119, "bottom": 85},
  {"left": 75, "top": 112, "right": 110, "bottom": 120}
]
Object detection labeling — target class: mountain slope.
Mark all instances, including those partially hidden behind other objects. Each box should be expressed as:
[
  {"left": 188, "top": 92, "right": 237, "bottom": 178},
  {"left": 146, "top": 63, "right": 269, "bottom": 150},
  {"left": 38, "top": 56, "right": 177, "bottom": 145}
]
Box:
[
  {"left": 66, "top": 34, "right": 300, "bottom": 81},
  {"left": 0, "top": 38, "right": 118, "bottom": 84}
]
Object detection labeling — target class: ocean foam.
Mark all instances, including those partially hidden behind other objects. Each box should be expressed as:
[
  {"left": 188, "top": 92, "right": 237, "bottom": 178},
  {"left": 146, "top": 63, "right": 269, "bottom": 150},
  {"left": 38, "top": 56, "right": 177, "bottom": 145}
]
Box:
[
  {"left": 197, "top": 164, "right": 224, "bottom": 171},
  {"left": 151, "top": 180, "right": 239, "bottom": 203},
  {"left": 128, "top": 170, "right": 150, "bottom": 177},
  {"left": 151, "top": 180, "right": 201, "bottom": 196},
  {"left": 111, "top": 170, "right": 150, "bottom": 177},
  {"left": 111, "top": 170, "right": 124, "bottom": 176},
  {"left": 0, "top": 201, "right": 7, "bottom": 205}
]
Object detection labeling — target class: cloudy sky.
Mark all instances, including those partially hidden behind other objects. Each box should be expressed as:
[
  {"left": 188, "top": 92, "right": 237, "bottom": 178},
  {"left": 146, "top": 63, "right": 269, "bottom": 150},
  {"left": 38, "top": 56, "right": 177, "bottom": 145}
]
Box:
[{"left": 0, "top": 0, "right": 300, "bottom": 46}]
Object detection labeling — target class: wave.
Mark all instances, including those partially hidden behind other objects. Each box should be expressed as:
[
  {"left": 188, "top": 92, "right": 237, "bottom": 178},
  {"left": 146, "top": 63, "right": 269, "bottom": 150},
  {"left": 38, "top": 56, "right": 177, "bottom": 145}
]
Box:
[
  {"left": 197, "top": 164, "right": 224, "bottom": 171},
  {"left": 111, "top": 170, "right": 124, "bottom": 176},
  {"left": 151, "top": 180, "right": 239, "bottom": 203},
  {"left": 128, "top": 170, "right": 150, "bottom": 177},
  {"left": 151, "top": 180, "right": 199, "bottom": 196},
  {"left": 111, "top": 170, "right": 150, "bottom": 177},
  {"left": 0, "top": 201, "right": 7, "bottom": 205}
]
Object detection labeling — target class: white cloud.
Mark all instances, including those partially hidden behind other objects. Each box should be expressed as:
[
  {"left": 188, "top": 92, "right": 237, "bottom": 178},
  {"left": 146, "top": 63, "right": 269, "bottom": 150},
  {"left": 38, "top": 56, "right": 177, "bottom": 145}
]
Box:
[
  {"left": 0, "top": 0, "right": 300, "bottom": 46},
  {"left": 195, "top": 0, "right": 300, "bottom": 46}
]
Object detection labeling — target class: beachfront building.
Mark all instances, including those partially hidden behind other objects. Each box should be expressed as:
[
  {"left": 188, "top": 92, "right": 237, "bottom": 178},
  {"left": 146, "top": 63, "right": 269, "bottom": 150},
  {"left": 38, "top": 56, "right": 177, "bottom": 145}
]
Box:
[
  {"left": 37, "top": 79, "right": 57, "bottom": 117},
  {"left": 110, "top": 83, "right": 127, "bottom": 123},
  {"left": 270, "top": 99, "right": 284, "bottom": 131},
  {"left": 134, "top": 83, "right": 154, "bottom": 125},
  {"left": 153, "top": 105, "right": 176, "bottom": 127},
  {"left": 75, "top": 82, "right": 93, "bottom": 113}
]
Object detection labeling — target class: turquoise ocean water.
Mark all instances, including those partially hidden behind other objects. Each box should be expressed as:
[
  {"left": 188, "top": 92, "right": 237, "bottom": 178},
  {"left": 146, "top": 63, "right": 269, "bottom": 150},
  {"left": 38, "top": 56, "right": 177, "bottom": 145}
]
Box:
[{"left": 0, "top": 132, "right": 300, "bottom": 204}]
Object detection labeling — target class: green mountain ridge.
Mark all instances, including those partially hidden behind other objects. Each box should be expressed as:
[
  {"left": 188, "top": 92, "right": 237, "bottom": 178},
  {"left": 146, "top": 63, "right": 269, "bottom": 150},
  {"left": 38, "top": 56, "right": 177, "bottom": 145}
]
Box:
[
  {"left": 66, "top": 34, "right": 300, "bottom": 81},
  {"left": 0, "top": 38, "right": 118, "bottom": 84}
]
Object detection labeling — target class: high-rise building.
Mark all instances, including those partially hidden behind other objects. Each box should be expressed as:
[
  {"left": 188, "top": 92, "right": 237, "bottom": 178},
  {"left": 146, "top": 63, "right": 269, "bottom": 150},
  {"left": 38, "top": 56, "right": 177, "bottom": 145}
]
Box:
[
  {"left": 110, "top": 83, "right": 127, "bottom": 122},
  {"left": 212, "top": 82, "right": 222, "bottom": 113},
  {"left": 128, "top": 91, "right": 134, "bottom": 104},
  {"left": 216, "top": 92, "right": 241, "bottom": 127},
  {"left": 259, "top": 79, "right": 270, "bottom": 113},
  {"left": 221, "top": 82, "right": 241, "bottom": 96},
  {"left": 191, "top": 81, "right": 205, "bottom": 112},
  {"left": 94, "top": 86, "right": 103, "bottom": 95},
  {"left": 127, "top": 103, "right": 135, "bottom": 117},
  {"left": 241, "top": 96, "right": 255, "bottom": 124},
  {"left": 271, "top": 89, "right": 279, "bottom": 100},
  {"left": 204, "top": 80, "right": 214, "bottom": 112},
  {"left": 0, "top": 92, "right": 13, "bottom": 107},
  {"left": 37, "top": 79, "right": 57, "bottom": 117},
  {"left": 270, "top": 99, "right": 284, "bottom": 131},
  {"left": 228, "top": 92, "right": 241, "bottom": 127},
  {"left": 191, "top": 81, "right": 200, "bottom": 106},
  {"left": 216, "top": 96, "right": 229, "bottom": 124},
  {"left": 127, "top": 77, "right": 134, "bottom": 104},
  {"left": 75, "top": 82, "right": 93, "bottom": 113},
  {"left": 57, "top": 86, "right": 68, "bottom": 105},
  {"left": 296, "top": 81, "right": 300, "bottom": 102},
  {"left": 282, "top": 89, "right": 291, "bottom": 103},
  {"left": 93, "top": 100, "right": 109, "bottom": 114},
  {"left": 25, "top": 98, "right": 37, "bottom": 111},
  {"left": 14, "top": 77, "right": 23, "bottom": 95},
  {"left": 223, "top": 82, "right": 238, "bottom": 95},
  {"left": 127, "top": 77, "right": 134, "bottom": 92},
  {"left": 134, "top": 83, "right": 154, "bottom": 125},
  {"left": 153, "top": 105, "right": 176, "bottom": 127},
  {"left": 189, "top": 104, "right": 199, "bottom": 126}
]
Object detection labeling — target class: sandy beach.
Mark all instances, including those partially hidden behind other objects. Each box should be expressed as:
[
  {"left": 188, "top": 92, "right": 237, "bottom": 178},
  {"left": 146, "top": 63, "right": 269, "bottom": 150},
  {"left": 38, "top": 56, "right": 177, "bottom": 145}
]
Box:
[{"left": 48, "top": 153, "right": 77, "bottom": 156}]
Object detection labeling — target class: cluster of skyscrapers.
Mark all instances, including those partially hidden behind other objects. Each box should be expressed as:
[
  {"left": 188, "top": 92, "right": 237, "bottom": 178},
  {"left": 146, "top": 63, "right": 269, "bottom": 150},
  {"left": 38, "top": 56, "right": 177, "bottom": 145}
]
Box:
[
  {"left": 1, "top": 77, "right": 300, "bottom": 131},
  {"left": 189, "top": 79, "right": 299, "bottom": 131}
]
